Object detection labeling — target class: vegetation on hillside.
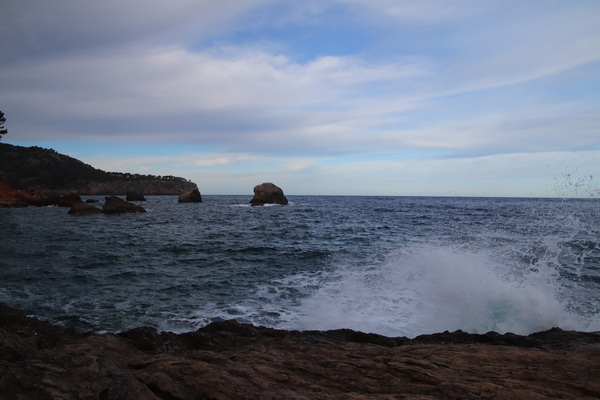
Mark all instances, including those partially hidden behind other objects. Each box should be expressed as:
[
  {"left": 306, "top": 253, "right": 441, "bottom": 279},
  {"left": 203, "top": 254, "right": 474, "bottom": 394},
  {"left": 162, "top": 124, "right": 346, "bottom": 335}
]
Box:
[
  {"left": 0, "top": 111, "right": 7, "bottom": 140},
  {"left": 0, "top": 143, "right": 192, "bottom": 190}
]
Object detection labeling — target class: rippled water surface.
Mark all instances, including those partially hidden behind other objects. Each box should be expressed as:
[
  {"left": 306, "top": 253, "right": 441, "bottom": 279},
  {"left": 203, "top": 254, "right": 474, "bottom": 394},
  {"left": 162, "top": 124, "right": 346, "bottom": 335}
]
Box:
[{"left": 1, "top": 195, "right": 598, "bottom": 337}]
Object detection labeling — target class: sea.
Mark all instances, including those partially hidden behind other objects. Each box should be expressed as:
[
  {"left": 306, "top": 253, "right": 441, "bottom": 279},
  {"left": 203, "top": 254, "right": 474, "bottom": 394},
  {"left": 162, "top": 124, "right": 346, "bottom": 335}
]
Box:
[{"left": 1, "top": 195, "right": 599, "bottom": 338}]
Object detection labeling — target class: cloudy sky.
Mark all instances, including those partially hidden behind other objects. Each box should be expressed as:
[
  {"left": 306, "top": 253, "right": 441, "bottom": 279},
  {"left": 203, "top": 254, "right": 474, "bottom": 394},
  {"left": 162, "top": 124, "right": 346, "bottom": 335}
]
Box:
[{"left": 1, "top": 0, "right": 599, "bottom": 196}]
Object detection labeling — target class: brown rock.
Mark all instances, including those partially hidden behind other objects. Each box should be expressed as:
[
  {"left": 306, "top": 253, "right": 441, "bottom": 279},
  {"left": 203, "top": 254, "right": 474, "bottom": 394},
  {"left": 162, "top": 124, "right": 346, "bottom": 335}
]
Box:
[
  {"left": 68, "top": 201, "right": 102, "bottom": 215},
  {"left": 250, "top": 182, "right": 288, "bottom": 206},
  {"left": 1, "top": 302, "right": 598, "bottom": 400},
  {"left": 178, "top": 188, "right": 202, "bottom": 203},
  {"left": 102, "top": 196, "right": 146, "bottom": 214},
  {"left": 126, "top": 190, "right": 146, "bottom": 201},
  {"left": 14, "top": 186, "right": 60, "bottom": 207},
  {"left": 57, "top": 191, "right": 82, "bottom": 207},
  {"left": 0, "top": 176, "right": 62, "bottom": 207}
]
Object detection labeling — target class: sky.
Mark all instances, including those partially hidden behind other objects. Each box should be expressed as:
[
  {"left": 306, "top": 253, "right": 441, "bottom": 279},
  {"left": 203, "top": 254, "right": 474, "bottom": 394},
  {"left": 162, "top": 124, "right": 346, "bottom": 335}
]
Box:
[{"left": 1, "top": 0, "right": 599, "bottom": 197}]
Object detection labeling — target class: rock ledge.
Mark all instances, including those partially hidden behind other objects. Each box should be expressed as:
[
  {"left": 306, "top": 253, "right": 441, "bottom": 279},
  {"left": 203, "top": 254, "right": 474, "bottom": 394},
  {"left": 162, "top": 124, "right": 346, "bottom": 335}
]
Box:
[{"left": 1, "top": 302, "right": 598, "bottom": 399}]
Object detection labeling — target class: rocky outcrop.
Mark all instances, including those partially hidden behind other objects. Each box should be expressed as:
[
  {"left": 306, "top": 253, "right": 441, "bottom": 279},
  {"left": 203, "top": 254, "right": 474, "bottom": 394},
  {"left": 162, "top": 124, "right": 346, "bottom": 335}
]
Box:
[
  {"left": 126, "top": 190, "right": 146, "bottom": 201},
  {"left": 68, "top": 201, "right": 103, "bottom": 215},
  {"left": 250, "top": 182, "right": 288, "bottom": 206},
  {"left": 14, "top": 186, "right": 60, "bottom": 207},
  {"left": 57, "top": 191, "right": 82, "bottom": 207},
  {"left": 0, "top": 172, "right": 19, "bottom": 207},
  {"left": 0, "top": 302, "right": 598, "bottom": 400},
  {"left": 178, "top": 188, "right": 202, "bottom": 203},
  {"left": 0, "top": 173, "right": 59, "bottom": 207},
  {"left": 102, "top": 196, "right": 146, "bottom": 214}
]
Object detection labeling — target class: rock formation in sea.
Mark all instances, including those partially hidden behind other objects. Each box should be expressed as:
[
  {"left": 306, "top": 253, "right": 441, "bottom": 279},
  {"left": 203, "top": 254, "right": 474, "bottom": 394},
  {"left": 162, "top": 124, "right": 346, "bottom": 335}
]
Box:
[
  {"left": 68, "top": 201, "right": 103, "bottom": 215},
  {"left": 250, "top": 182, "right": 288, "bottom": 206},
  {"left": 0, "top": 172, "right": 20, "bottom": 207},
  {"left": 102, "top": 196, "right": 146, "bottom": 214},
  {"left": 0, "top": 173, "right": 59, "bottom": 207},
  {"left": 57, "top": 192, "right": 83, "bottom": 207},
  {"left": 178, "top": 188, "right": 202, "bottom": 203},
  {"left": 126, "top": 190, "right": 146, "bottom": 201},
  {"left": 0, "top": 302, "right": 598, "bottom": 399}
]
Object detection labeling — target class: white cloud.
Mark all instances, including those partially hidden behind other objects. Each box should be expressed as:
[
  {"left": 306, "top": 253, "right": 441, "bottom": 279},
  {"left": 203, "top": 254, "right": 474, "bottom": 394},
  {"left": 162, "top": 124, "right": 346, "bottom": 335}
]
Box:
[
  {"left": 0, "top": 0, "right": 275, "bottom": 58},
  {"left": 337, "top": 0, "right": 489, "bottom": 23},
  {"left": 81, "top": 147, "right": 600, "bottom": 197},
  {"left": 1, "top": 43, "right": 429, "bottom": 149},
  {"left": 1, "top": 0, "right": 599, "bottom": 196}
]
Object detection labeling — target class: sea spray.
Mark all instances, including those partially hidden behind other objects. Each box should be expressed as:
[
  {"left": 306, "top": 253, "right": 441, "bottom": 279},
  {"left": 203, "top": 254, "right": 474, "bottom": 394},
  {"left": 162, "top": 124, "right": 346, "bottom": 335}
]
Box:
[
  {"left": 286, "top": 244, "right": 564, "bottom": 337},
  {"left": 1, "top": 195, "right": 598, "bottom": 335}
]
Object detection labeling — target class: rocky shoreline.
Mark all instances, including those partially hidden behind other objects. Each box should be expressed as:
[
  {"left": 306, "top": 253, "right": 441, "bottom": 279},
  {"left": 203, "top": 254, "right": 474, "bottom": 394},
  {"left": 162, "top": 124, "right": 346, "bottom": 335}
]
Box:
[{"left": 1, "top": 302, "right": 598, "bottom": 399}]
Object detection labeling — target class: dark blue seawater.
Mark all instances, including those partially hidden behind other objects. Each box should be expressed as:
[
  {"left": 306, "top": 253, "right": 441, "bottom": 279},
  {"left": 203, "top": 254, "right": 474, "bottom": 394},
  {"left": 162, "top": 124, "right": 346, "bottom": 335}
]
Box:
[{"left": 1, "top": 196, "right": 598, "bottom": 337}]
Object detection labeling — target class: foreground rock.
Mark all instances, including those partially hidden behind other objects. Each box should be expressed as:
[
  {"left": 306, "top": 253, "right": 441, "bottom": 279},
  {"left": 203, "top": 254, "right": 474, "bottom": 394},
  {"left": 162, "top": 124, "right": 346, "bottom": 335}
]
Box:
[
  {"left": 0, "top": 302, "right": 598, "bottom": 400},
  {"left": 102, "top": 196, "right": 146, "bottom": 214},
  {"left": 250, "top": 182, "right": 288, "bottom": 206},
  {"left": 178, "top": 188, "right": 202, "bottom": 203}
]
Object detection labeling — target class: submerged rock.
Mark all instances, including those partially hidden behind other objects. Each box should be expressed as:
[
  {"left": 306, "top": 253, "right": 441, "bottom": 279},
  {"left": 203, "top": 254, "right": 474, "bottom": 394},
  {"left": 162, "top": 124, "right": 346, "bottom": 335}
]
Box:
[
  {"left": 250, "top": 182, "right": 288, "bottom": 206},
  {"left": 102, "top": 195, "right": 146, "bottom": 214},
  {"left": 178, "top": 188, "right": 202, "bottom": 203},
  {"left": 0, "top": 302, "right": 598, "bottom": 400}
]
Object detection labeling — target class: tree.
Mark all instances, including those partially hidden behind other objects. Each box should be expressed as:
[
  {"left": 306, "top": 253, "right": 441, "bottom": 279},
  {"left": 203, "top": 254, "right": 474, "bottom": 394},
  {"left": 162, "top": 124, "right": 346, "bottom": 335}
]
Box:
[{"left": 0, "top": 111, "right": 7, "bottom": 140}]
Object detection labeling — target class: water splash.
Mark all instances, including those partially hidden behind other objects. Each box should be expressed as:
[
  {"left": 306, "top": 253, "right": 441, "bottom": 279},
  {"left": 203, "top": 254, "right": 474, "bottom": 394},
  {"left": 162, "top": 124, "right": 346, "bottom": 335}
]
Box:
[{"left": 285, "top": 244, "right": 570, "bottom": 337}]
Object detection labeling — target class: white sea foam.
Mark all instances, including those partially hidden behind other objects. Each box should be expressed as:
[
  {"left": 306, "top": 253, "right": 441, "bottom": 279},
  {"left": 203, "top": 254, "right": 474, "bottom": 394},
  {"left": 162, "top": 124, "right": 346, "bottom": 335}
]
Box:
[{"left": 284, "top": 245, "right": 570, "bottom": 337}]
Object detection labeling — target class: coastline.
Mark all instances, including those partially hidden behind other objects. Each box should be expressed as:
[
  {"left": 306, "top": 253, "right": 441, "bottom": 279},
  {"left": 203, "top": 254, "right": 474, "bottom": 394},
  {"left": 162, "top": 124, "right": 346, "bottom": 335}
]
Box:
[{"left": 1, "top": 302, "right": 599, "bottom": 399}]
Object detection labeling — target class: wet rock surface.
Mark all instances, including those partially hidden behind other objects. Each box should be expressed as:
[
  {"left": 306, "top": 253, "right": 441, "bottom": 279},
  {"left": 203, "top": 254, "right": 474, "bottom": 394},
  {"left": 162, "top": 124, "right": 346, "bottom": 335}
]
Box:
[{"left": 1, "top": 302, "right": 599, "bottom": 400}]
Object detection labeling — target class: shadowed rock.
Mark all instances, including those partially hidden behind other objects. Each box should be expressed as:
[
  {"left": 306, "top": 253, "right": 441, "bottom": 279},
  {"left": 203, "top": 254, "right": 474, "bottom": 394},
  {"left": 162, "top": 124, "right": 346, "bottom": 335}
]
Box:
[
  {"left": 250, "top": 182, "right": 288, "bottom": 206},
  {"left": 126, "top": 190, "right": 146, "bottom": 201},
  {"left": 178, "top": 188, "right": 202, "bottom": 203},
  {"left": 16, "top": 186, "right": 60, "bottom": 207},
  {"left": 68, "top": 201, "right": 103, "bottom": 215},
  {"left": 58, "top": 191, "right": 82, "bottom": 207},
  {"left": 0, "top": 173, "right": 61, "bottom": 207},
  {"left": 102, "top": 196, "right": 146, "bottom": 214},
  {"left": 0, "top": 302, "right": 598, "bottom": 400}
]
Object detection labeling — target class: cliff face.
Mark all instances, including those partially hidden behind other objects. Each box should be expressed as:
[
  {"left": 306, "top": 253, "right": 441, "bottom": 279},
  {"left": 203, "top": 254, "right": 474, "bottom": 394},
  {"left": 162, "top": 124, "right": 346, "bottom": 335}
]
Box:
[
  {"left": 0, "top": 143, "right": 197, "bottom": 195},
  {"left": 1, "top": 302, "right": 599, "bottom": 400},
  {"left": 81, "top": 179, "right": 196, "bottom": 195}
]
